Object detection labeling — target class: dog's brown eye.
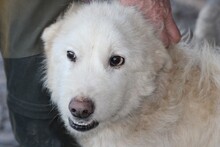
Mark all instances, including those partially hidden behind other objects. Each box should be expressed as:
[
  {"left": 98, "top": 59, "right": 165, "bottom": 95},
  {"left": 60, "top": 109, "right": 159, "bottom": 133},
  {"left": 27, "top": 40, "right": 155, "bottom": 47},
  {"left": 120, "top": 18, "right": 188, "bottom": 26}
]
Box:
[
  {"left": 109, "top": 55, "right": 125, "bottom": 67},
  {"left": 67, "top": 51, "right": 77, "bottom": 62}
]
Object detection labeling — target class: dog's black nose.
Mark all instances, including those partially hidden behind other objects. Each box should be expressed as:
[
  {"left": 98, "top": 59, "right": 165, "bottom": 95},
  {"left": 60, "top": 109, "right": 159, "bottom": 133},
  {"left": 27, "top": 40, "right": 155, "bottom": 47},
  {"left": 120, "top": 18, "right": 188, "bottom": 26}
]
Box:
[{"left": 69, "top": 98, "right": 94, "bottom": 119}]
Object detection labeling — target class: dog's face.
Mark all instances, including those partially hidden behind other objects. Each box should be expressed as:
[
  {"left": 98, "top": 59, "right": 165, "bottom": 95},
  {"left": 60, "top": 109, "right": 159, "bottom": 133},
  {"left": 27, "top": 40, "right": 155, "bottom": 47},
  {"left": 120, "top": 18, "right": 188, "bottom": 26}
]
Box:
[{"left": 42, "top": 2, "right": 170, "bottom": 135}]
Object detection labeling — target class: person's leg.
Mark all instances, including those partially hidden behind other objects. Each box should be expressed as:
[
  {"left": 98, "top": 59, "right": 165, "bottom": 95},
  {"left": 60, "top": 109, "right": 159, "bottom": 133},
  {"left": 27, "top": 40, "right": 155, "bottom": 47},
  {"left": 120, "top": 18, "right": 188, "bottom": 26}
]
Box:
[{"left": 4, "top": 54, "right": 80, "bottom": 147}]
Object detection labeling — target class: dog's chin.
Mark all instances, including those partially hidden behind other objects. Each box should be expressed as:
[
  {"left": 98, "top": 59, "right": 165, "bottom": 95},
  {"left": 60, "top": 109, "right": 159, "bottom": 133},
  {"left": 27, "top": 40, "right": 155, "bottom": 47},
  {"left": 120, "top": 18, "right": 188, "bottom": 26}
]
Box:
[{"left": 68, "top": 118, "right": 99, "bottom": 132}]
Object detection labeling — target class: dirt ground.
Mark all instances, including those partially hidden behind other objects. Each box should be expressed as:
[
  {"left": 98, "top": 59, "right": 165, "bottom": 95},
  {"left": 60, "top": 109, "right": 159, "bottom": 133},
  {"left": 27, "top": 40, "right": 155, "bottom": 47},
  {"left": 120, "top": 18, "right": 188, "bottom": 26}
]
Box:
[{"left": 0, "top": 0, "right": 208, "bottom": 146}]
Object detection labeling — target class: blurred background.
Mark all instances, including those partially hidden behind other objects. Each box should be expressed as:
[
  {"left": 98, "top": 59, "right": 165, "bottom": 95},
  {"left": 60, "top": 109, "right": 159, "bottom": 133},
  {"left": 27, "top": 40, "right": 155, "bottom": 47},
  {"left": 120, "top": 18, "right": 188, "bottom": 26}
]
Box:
[
  {"left": 0, "top": 0, "right": 215, "bottom": 146},
  {"left": 0, "top": 56, "right": 16, "bottom": 147}
]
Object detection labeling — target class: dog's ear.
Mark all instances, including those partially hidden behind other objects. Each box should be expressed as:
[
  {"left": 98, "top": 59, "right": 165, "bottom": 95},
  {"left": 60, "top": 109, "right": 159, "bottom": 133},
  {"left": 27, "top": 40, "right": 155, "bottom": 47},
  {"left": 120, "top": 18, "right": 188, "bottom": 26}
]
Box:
[
  {"left": 41, "top": 20, "right": 62, "bottom": 51},
  {"left": 41, "top": 3, "right": 81, "bottom": 51},
  {"left": 136, "top": 49, "right": 172, "bottom": 97}
]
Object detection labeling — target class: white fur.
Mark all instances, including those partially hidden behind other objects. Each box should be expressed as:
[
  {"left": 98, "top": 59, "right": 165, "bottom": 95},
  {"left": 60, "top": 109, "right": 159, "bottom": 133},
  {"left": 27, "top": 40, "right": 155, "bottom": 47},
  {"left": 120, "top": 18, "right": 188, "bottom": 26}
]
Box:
[{"left": 42, "top": 1, "right": 220, "bottom": 147}]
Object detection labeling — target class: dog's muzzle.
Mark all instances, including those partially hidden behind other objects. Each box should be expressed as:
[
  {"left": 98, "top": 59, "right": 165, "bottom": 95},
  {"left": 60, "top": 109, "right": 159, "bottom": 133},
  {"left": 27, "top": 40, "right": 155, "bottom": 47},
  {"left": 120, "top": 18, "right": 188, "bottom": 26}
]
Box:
[{"left": 68, "top": 97, "right": 99, "bottom": 131}]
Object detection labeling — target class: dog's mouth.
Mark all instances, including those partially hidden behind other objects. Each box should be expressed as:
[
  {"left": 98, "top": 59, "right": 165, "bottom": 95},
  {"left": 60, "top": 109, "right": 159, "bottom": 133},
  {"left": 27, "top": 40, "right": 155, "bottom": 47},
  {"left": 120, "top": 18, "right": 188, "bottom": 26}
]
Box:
[{"left": 68, "top": 118, "right": 99, "bottom": 132}]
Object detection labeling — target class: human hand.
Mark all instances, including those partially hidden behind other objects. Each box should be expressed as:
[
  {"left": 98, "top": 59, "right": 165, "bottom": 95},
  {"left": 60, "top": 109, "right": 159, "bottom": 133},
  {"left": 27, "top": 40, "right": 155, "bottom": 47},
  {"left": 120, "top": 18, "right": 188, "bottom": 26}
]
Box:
[{"left": 120, "top": 0, "right": 181, "bottom": 47}]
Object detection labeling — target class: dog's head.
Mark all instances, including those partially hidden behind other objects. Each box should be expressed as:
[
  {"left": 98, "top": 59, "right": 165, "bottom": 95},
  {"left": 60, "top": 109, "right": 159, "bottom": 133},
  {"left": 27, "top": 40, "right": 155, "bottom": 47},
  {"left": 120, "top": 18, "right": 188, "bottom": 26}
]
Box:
[{"left": 42, "top": 2, "right": 171, "bottom": 136}]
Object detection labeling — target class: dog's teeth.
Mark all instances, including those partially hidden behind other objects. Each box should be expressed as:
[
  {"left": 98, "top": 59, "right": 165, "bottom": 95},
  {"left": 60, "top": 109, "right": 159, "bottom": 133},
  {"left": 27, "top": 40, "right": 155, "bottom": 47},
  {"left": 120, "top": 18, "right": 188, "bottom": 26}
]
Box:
[
  {"left": 73, "top": 119, "right": 93, "bottom": 126},
  {"left": 69, "top": 118, "right": 99, "bottom": 132}
]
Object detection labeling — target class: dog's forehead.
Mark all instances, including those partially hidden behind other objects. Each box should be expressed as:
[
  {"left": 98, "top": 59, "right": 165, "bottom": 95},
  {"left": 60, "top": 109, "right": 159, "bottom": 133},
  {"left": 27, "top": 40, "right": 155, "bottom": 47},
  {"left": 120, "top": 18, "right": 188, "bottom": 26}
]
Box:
[
  {"left": 57, "top": 20, "right": 128, "bottom": 56},
  {"left": 58, "top": 25, "right": 120, "bottom": 53},
  {"left": 59, "top": 2, "right": 137, "bottom": 41},
  {"left": 52, "top": 2, "right": 159, "bottom": 61}
]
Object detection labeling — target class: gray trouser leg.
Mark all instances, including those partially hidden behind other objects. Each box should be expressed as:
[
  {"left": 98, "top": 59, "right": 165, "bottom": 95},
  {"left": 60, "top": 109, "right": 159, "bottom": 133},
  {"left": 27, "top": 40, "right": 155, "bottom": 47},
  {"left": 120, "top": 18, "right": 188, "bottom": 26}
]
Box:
[{"left": 4, "top": 54, "right": 80, "bottom": 147}]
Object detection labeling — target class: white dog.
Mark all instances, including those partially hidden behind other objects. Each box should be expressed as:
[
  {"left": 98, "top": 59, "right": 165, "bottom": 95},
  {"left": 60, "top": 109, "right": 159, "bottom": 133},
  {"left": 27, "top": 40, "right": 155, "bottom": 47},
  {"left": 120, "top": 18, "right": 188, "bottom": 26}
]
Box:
[{"left": 42, "top": 1, "right": 220, "bottom": 147}]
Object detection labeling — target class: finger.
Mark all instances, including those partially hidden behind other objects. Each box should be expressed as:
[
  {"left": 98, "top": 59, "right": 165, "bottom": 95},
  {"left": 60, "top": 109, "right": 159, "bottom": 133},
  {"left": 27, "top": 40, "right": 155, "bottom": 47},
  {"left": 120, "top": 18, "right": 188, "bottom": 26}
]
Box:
[
  {"left": 120, "top": 0, "right": 138, "bottom": 6},
  {"left": 160, "top": 28, "right": 170, "bottom": 48},
  {"left": 165, "top": 15, "right": 181, "bottom": 44}
]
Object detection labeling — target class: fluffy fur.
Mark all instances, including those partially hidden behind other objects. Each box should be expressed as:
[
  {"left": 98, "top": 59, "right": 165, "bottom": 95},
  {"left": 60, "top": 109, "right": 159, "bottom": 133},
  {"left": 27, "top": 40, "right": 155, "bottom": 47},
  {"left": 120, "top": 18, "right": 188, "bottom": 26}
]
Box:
[{"left": 42, "top": 1, "right": 220, "bottom": 147}]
